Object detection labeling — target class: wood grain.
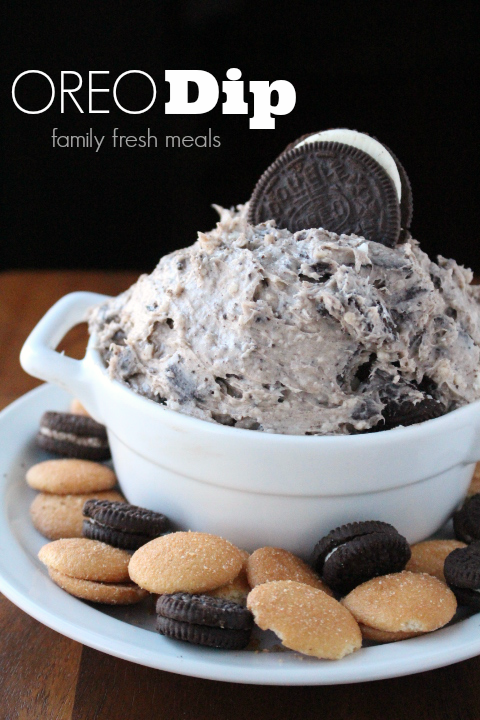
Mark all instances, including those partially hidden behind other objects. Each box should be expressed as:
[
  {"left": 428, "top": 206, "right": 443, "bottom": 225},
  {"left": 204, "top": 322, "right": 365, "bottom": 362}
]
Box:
[
  {"left": 71, "top": 647, "right": 480, "bottom": 720},
  {"left": 0, "top": 597, "right": 82, "bottom": 720},
  {"left": 1, "top": 271, "right": 480, "bottom": 720}
]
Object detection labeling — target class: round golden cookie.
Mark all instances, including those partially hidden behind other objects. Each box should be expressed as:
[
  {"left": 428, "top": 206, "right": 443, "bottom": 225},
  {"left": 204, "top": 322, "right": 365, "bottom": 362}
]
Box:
[
  {"left": 406, "top": 540, "right": 466, "bottom": 582},
  {"left": 70, "top": 398, "right": 90, "bottom": 416},
  {"left": 342, "top": 571, "right": 457, "bottom": 633},
  {"left": 467, "top": 463, "right": 480, "bottom": 496},
  {"left": 128, "top": 531, "right": 244, "bottom": 594},
  {"left": 39, "top": 538, "right": 131, "bottom": 582},
  {"left": 48, "top": 569, "right": 148, "bottom": 605},
  {"left": 247, "top": 580, "right": 362, "bottom": 660},
  {"left": 26, "top": 459, "right": 116, "bottom": 494},
  {"left": 207, "top": 549, "right": 251, "bottom": 604},
  {"left": 30, "top": 490, "right": 124, "bottom": 540},
  {"left": 247, "top": 547, "right": 333, "bottom": 595},
  {"left": 207, "top": 570, "right": 251, "bottom": 604},
  {"left": 359, "top": 624, "right": 422, "bottom": 643}
]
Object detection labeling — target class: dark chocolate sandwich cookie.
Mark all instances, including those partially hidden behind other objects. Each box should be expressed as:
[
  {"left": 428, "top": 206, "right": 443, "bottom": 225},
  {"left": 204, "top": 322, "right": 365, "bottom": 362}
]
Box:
[
  {"left": 83, "top": 499, "right": 170, "bottom": 550},
  {"left": 453, "top": 494, "right": 480, "bottom": 544},
  {"left": 312, "top": 521, "right": 411, "bottom": 595},
  {"left": 37, "top": 411, "right": 110, "bottom": 461},
  {"left": 282, "top": 130, "right": 413, "bottom": 237},
  {"left": 444, "top": 542, "right": 480, "bottom": 609},
  {"left": 248, "top": 142, "right": 401, "bottom": 246},
  {"left": 156, "top": 593, "right": 253, "bottom": 649},
  {"left": 156, "top": 593, "right": 253, "bottom": 630}
]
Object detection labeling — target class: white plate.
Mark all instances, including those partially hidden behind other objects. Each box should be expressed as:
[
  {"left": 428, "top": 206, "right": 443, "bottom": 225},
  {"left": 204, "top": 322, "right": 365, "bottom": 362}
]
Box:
[{"left": 1, "top": 384, "right": 480, "bottom": 686}]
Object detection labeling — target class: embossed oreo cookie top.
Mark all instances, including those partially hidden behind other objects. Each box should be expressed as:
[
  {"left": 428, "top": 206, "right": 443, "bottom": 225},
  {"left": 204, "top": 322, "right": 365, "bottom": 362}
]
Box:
[{"left": 248, "top": 129, "right": 412, "bottom": 247}]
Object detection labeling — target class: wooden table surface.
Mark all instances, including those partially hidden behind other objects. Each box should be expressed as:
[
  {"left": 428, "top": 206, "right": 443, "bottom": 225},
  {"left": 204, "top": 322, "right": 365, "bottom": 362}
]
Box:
[{"left": 1, "top": 270, "right": 480, "bottom": 720}]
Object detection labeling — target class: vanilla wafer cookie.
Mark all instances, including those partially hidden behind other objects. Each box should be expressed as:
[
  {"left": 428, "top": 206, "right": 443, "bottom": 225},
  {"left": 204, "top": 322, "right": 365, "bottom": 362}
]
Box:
[
  {"left": 247, "top": 580, "right": 362, "bottom": 660},
  {"left": 38, "top": 538, "right": 132, "bottom": 582},
  {"left": 359, "top": 624, "right": 422, "bottom": 643},
  {"left": 247, "top": 547, "right": 332, "bottom": 595},
  {"left": 26, "top": 459, "right": 116, "bottom": 495},
  {"left": 342, "top": 571, "right": 457, "bottom": 634},
  {"left": 406, "top": 540, "right": 466, "bottom": 582},
  {"left": 129, "top": 531, "right": 244, "bottom": 594},
  {"left": 48, "top": 569, "right": 148, "bottom": 605},
  {"left": 207, "top": 549, "right": 251, "bottom": 604}
]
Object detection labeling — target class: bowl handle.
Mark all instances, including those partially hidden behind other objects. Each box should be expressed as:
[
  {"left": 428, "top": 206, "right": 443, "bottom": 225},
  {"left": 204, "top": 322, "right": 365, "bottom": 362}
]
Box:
[{"left": 20, "top": 292, "right": 111, "bottom": 409}]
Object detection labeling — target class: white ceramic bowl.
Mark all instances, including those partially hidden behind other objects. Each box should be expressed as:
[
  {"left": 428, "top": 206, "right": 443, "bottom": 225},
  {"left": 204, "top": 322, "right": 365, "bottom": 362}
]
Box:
[{"left": 20, "top": 291, "right": 480, "bottom": 557}]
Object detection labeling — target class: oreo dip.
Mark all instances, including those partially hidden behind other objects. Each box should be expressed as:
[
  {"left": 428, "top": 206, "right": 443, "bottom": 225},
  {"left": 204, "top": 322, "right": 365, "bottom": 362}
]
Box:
[{"left": 89, "top": 130, "right": 480, "bottom": 435}]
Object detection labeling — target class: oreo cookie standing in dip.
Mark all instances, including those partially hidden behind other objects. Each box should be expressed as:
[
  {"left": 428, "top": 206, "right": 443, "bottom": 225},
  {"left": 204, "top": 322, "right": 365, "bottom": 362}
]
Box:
[
  {"left": 156, "top": 592, "right": 253, "bottom": 649},
  {"left": 83, "top": 499, "right": 170, "bottom": 550},
  {"left": 444, "top": 542, "right": 480, "bottom": 609},
  {"left": 37, "top": 411, "right": 111, "bottom": 461},
  {"left": 312, "top": 521, "right": 411, "bottom": 595},
  {"left": 248, "top": 128, "right": 411, "bottom": 247},
  {"left": 283, "top": 129, "right": 414, "bottom": 236}
]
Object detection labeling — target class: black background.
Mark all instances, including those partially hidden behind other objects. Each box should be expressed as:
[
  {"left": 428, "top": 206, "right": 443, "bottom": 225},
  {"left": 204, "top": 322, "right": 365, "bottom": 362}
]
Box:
[{"left": 3, "top": 1, "right": 479, "bottom": 273}]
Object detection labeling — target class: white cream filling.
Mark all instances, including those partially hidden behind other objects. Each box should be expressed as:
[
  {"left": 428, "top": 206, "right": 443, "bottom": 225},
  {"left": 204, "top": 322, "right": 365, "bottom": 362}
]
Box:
[
  {"left": 324, "top": 545, "right": 341, "bottom": 563},
  {"left": 295, "top": 129, "right": 402, "bottom": 202},
  {"left": 40, "top": 427, "right": 107, "bottom": 448}
]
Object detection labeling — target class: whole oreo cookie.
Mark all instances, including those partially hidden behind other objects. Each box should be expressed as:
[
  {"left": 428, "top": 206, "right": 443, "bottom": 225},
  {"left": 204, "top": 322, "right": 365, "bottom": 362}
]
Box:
[
  {"left": 453, "top": 495, "right": 480, "bottom": 544},
  {"left": 312, "top": 521, "right": 411, "bottom": 595},
  {"left": 312, "top": 521, "right": 399, "bottom": 567},
  {"left": 156, "top": 593, "right": 253, "bottom": 630},
  {"left": 444, "top": 542, "right": 480, "bottom": 609},
  {"left": 156, "top": 593, "right": 253, "bottom": 649},
  {"left": 248, "top": 142, "right": 401, "bottom": 246},
  {"left": 83, "top": 499, "right": 170, "bottom": 550},
  {"left": 37, "top": 411, "right": 110, "bottom": 461}
]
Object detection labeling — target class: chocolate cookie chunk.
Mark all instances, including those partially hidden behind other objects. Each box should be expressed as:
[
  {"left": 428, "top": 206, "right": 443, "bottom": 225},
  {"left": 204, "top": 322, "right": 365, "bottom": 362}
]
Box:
[
  {"left": 156, "top": 593, "right": 253, "bottom": 630},
  {"left": 377, "top": 396, "right": 445, "bottom": 431},
  {"left": 83, "top": 499, "right": 170, "bottom": 550},
  {"left": 155, "top": 615, "right": 251, "bottom": 649},
  {"left": 248, "top": 142, "right": 401, "bottom": 246},
  {"left": 453, "top": 495, "right": 480, "bottom": 544},
  {"left": 361, "top": 375, "right": 446, "bottom": 432},
  {"left": 37, "top": 411, "right": 111, "bottom": 461},
  {"left": 444, "top": 542, "right": 480, "bottom": 609},
  {"left": 312, "top": 521, "right": 411, "bottom": 595}
]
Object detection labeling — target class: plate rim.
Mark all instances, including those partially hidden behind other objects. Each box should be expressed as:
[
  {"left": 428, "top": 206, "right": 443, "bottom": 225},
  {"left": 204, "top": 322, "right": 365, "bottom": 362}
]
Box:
[{"left": 1, "top": 384, "right": 480, "bottom": 686}]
